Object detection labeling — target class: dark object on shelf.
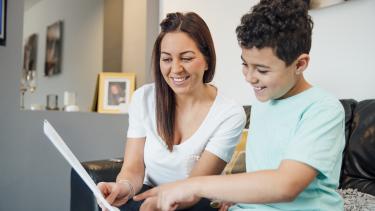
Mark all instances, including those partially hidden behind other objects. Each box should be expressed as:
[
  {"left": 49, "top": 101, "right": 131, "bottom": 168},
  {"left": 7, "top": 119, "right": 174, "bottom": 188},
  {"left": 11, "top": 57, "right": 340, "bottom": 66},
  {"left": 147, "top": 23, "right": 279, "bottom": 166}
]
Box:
[{"left": 46, "top": 94, "right": 59, "bottom": 110}]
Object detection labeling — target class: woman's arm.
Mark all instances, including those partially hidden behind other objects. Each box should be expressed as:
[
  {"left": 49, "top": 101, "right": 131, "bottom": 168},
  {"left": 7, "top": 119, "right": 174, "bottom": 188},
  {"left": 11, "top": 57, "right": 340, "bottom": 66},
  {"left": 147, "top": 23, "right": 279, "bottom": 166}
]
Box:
[
  {"left": 189, "top": 150, "right": 227, "bottom": 177},
  {"left": 176, "top": 150, "right": 227, "bottom": 209},
  {"left": 97, "top": 138, "right": 145, "bottom": 207},
  {"left": 116, "top": 138, "right": 146, "bottom": 194}
]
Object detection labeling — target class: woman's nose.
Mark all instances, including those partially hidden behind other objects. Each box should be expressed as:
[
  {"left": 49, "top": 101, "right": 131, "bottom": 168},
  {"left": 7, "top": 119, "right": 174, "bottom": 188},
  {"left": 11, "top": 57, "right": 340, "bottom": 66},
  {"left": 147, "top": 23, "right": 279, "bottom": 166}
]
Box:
[{"left": 171, "top": 61, "right": 183, "bottom": 74}]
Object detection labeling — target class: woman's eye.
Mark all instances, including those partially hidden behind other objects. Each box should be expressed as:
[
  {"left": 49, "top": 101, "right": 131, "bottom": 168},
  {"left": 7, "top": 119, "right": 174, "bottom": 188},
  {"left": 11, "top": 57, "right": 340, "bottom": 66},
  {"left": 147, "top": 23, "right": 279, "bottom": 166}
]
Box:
[
  {"left": 241, "top": 62, "right": 248, "bottom": 67},
  {"left": 161, "top": 58, "right": 172, "bottom": 62},
  {"left": 181, "top": 57, "right": 193, "bottom": 62}
]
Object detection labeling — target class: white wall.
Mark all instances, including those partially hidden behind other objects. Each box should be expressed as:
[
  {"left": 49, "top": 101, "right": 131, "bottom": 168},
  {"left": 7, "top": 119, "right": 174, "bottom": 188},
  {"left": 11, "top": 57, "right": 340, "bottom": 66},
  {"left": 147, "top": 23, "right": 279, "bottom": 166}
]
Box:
[
  {"left": 23, "top": 0, "right": 104, "bottom": 111},
  {"left": 122, "top": 0, "right": 147, "bottom": 86},
  {"left": 308, "top": 0, "right": 375, "bottom": 100},
  {"left": 122, "top": 0, "right": 159, "bottom": 87},
  {"left": 160, "top": 0, "right": 375, "bottom": 105}
]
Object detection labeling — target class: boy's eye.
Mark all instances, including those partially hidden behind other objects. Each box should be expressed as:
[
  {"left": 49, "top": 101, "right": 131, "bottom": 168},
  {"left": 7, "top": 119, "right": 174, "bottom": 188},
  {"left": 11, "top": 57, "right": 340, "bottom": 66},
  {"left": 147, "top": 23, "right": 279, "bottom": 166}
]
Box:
[{"left": 257, "top": 68, "right": 268, "bottom": 74}]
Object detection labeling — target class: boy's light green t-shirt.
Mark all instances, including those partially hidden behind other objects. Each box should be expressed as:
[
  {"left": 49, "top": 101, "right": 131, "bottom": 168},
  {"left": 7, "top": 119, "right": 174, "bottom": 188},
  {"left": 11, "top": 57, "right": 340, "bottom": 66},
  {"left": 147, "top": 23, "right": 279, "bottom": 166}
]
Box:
[{"left": 230, "top": 87, "right": 345, "bottom": 211}]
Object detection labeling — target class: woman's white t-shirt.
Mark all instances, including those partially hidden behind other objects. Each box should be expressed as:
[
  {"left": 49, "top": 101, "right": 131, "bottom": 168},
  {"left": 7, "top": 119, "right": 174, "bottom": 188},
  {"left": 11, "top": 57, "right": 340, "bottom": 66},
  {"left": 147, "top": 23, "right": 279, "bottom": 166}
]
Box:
[{"left": 127, "top": 83, "right": 246, "bottom": 186}]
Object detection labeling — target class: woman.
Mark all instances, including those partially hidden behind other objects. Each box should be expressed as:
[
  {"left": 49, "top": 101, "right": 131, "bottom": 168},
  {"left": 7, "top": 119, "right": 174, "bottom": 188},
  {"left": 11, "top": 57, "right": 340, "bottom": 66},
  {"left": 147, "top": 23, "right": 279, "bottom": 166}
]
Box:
[{"left": 97, "top": 12, "right": 246, "bottom": 211}]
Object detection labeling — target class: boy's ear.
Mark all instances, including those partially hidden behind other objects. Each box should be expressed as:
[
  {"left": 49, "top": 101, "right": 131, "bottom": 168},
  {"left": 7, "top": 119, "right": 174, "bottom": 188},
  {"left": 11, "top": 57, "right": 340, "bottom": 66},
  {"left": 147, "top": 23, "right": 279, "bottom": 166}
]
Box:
[{"left": 295, "top": 54, "right": 310, "bottom": 74}]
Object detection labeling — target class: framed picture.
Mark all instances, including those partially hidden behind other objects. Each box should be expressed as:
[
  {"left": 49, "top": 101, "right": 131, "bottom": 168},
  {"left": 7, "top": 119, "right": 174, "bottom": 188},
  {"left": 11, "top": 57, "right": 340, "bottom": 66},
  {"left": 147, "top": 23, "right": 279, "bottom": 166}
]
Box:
[
  {"left": 0, "top": 0, "right": 7, "bottom": 46},
  {"left": 45, "top": 21, "right": 63, "bottom": 76},
  {"left": 23, "top": 34, "right": 38, "bottom": 72},
  {"left": 97, "top": 72, "right": 136, "bottom": 114},
  {"left": 307, "top": 0, "right": 348, "bottom": 9}
]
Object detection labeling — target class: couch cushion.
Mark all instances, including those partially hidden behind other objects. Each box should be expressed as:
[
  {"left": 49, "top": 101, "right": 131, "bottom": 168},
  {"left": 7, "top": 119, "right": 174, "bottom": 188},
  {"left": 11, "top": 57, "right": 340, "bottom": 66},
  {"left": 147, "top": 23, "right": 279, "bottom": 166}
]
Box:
[
  {"left": 223, "top": 131, "right": 247, "bottom": 174},
  {"left": 339, "top": 99, "right": 358, "bottom": 146},
  {"left": 243, "top": 105, "right": 251, "bottom": 129},
  {"left": 341, "top": 100, "right": 375, "bottom": 195}
]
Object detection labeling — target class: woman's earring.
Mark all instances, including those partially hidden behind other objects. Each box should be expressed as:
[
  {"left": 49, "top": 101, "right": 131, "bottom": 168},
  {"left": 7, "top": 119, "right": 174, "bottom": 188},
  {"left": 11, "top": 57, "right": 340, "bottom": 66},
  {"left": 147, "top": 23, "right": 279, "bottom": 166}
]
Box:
[{"left": 296, "top": 71, "right": 301, "bottom": 75}]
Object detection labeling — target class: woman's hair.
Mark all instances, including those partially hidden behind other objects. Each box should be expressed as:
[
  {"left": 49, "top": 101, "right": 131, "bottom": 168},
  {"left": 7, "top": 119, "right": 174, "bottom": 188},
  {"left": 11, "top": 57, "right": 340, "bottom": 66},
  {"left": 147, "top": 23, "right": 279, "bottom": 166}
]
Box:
[
  {"left": 236, "top": 0, "right": 313, "bottom": 66},
  {"left": 152, "top": 12, "right": 216, "bottom": 151}
]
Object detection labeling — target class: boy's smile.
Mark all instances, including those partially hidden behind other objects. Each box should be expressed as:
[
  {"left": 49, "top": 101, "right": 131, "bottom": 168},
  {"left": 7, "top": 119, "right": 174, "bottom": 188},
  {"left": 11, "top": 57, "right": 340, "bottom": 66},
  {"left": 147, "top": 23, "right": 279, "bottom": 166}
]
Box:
[{"left": 241, "top": 47, "right": 311, "bottom": 102}]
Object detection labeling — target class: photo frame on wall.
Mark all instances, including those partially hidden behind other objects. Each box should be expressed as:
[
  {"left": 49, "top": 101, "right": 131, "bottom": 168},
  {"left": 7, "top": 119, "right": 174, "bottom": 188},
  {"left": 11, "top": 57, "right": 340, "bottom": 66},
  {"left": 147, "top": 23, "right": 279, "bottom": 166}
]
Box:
[
  {"left": 307, "top": 0, "right": 348, "bottom": 9},
  {"left": 0, "top": 0, "right": 7, "bottom": 46},
  {"left": 23, "top": 34, "right": 38, "bottom": 72},
  {"left": 20, "top": 34, "right": 39, "bottom": 94},
  {"left": 45, "top": 21, "right": 63, "bottom": 76},
  {"left": 97, "top": 72, "right": 136, "bottom": 114}
]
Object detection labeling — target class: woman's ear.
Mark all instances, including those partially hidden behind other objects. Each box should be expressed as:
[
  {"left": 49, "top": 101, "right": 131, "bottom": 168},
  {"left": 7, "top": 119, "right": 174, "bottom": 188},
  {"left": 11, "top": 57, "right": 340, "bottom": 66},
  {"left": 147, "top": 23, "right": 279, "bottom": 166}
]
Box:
[{"left": 295, "top": 54, "right": 310, "bottom": 75}]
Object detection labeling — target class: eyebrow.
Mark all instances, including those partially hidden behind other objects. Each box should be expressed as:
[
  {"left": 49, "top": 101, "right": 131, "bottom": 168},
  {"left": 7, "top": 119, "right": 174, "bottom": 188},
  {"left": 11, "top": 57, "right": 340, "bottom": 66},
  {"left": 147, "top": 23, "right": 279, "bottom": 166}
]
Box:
[
  {"left": 161, "top": 51, "right": 196, "bottom": 56},
  {"left": 240, "top": 55, "right": 270, "bottom": 68}
]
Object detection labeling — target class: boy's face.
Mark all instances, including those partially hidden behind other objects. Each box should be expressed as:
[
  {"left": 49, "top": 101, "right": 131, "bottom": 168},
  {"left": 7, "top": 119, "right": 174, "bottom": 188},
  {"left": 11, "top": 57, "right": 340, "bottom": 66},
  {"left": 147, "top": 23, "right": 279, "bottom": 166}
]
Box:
[{"left": 241, "top": 47, "right": 305, "bottom": 102}]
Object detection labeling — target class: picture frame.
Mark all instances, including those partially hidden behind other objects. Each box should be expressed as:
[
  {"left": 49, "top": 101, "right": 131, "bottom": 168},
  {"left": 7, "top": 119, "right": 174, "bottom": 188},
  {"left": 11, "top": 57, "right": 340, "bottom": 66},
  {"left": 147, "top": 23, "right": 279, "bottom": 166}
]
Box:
[
  {"left": 45, "top": 21, "right": 63, "bottom": 76},
  {"left": 97, "top": 72, "right": 136, "bottom": 114},
  {"left": 0, "top": 0, "right": 7, "bottom": 46},
  {"left": 307, "top": 0, "right": 348, "bottom": 9},
  {"left": 23, "top": 34, "right": 38, "bottom": 72}
]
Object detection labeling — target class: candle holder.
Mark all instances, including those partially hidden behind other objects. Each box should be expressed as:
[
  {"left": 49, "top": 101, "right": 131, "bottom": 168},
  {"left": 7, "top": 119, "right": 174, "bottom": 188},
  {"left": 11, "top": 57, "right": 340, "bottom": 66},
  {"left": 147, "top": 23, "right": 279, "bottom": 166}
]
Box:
[{"left": 46, "top": 94, "right": 59, "bottom": 110}]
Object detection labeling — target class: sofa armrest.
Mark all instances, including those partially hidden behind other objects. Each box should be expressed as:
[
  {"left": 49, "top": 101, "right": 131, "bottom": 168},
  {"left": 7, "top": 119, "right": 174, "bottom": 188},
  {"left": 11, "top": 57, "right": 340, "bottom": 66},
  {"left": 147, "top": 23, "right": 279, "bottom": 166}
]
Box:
[{"left": 70, "top": 158, "right": 123, "bottom": 211}]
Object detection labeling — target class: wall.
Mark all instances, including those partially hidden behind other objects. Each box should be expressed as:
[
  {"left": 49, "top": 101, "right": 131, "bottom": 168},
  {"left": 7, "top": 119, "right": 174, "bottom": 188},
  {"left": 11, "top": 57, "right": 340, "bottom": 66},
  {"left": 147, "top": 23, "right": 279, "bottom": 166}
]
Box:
[
  {"left": 103, "top": 0, "right": 123, "bottom": 72},
  {"left": 122, "top": 0, "right": 159, "bottom": 87},
  {"left": 160, "top": 0, "right": 375, "bottom": 105},
  {"left": 0, "top": 1, "right": 127, "bottom": 210},
  {"left": 23, "top": 0, "right": 104, "bottom": 111},
  {"left": 307, "top": 0, "right": 375, "bottom": 100},
  {"left": 22, "top": 0, "right": 160, "bottom": 111}
]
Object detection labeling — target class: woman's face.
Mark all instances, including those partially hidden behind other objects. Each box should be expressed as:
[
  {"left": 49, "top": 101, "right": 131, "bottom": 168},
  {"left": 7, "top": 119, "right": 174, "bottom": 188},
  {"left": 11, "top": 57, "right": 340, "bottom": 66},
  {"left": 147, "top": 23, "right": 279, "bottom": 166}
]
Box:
[{"left": 159, "top": 32, "right": 208, "bottom": 96}]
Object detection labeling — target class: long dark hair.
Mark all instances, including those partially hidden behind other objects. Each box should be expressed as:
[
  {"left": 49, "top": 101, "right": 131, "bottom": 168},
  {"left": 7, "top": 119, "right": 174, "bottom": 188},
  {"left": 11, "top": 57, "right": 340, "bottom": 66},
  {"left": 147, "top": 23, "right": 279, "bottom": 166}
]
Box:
[{"left": 152, "top": 12, "right": 216, "bottom": 151}]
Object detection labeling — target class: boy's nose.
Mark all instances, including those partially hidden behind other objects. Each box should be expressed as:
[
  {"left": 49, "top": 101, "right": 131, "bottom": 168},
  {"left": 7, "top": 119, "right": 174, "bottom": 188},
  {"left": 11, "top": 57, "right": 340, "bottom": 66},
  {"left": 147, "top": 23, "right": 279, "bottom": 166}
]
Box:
[{"left": 245, "top": 70, "right": 258, "bottom": 84}]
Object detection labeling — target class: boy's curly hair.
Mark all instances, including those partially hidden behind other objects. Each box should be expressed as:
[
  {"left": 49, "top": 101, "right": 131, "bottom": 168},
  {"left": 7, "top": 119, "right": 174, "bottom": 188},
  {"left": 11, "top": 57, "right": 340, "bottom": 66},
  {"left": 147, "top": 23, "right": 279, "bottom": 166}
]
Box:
[{"left": 236, "top": 0, "right": 313, "bottom": 66}]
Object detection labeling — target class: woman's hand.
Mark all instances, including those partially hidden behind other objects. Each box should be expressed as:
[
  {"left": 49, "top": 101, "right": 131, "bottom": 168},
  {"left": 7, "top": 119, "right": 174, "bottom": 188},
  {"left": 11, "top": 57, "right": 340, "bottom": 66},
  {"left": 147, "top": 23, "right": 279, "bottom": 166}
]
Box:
[
  {"left": 139, "top": 196, "right": 161, "bottom": 211},
  {"left": 134, "top": 180, "right": 198, "bottom": 211},
  {"left": 97, "top": 181, "right": 132, "bottom": 210}
]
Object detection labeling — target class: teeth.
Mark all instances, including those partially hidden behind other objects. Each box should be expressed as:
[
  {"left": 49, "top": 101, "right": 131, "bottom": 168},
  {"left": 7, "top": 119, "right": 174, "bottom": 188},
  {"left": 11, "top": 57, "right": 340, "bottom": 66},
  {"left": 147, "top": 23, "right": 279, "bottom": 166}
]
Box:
[
  {"left": 172, "top": 76, "right": 188, "bottom": 82},
  {"left": 254, "top": 86, "right": 263, "bottom": 90},
  {"left": 174, "top": 77, "right": 185, "bottom": 82}
]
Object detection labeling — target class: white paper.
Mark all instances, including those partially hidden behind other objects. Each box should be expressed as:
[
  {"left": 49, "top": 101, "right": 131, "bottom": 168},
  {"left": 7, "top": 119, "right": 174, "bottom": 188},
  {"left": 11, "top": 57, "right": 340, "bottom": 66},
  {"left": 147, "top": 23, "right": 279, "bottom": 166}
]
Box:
[{"left": 43, "top": 119, "right": 120, "bottom": 211}]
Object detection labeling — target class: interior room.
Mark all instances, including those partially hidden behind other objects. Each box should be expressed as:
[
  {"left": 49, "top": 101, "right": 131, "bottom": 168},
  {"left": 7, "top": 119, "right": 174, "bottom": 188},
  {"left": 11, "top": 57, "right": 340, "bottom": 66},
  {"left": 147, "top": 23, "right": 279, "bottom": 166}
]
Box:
[{"left": 0, "top": 0, "right": 374, "bottom": 210}]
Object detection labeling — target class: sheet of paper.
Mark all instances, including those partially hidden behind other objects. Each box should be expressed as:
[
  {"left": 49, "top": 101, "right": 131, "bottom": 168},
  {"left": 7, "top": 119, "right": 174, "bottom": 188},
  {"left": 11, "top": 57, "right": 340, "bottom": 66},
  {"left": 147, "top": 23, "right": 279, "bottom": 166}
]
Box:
[{"left": 43, "top": 119, "right": 120, "bottom": 211}]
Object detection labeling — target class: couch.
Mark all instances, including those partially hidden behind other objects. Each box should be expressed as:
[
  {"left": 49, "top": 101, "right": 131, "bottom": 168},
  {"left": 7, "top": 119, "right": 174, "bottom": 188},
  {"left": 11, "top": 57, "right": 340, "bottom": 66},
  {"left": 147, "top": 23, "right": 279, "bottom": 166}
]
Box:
[{"left": 70, "top": 99, "right": 375, "bottom": 211}]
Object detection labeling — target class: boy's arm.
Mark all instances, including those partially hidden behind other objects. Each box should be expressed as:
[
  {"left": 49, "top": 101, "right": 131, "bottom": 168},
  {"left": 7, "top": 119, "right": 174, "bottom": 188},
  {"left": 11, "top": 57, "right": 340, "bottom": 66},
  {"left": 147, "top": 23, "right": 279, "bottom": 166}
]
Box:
[
  {"left": 193, "top": 159, "right": 316, "bottom": 203},
  {"left": 135, "top": 159, "right": 316, "bottom": 210}
]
